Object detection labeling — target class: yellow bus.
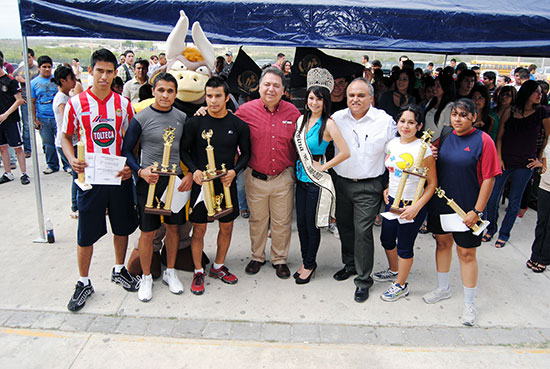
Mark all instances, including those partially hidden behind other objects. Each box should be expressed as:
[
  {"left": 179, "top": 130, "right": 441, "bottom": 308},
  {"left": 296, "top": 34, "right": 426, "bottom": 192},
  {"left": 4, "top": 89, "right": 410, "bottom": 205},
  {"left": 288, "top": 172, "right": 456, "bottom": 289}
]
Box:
[{"left": 470, "top": 60, "right": 531, "bottom": 76}]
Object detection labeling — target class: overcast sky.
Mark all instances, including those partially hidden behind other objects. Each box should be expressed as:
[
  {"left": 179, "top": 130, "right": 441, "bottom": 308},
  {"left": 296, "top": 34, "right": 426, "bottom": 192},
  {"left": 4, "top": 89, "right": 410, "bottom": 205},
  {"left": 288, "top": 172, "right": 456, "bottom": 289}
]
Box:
[{"left": 1, "top": 0, "right": 23, "bottom": 39}]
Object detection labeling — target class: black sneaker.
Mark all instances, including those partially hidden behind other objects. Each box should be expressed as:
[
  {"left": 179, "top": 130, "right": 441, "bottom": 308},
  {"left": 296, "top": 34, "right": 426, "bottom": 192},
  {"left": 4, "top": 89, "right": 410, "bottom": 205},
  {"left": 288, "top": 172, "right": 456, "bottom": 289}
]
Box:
[
  {"left": 67, "top": 281, "right": 94, "bottom": 312},
  {"left": 111, "top": 266, "right": 140, "bottom": 292},
  {"left": 0, "top": 172, "right": 14, "bottom": 184},
  {"left": 20, "top": 173, "right": 30, "bottom": 185}
]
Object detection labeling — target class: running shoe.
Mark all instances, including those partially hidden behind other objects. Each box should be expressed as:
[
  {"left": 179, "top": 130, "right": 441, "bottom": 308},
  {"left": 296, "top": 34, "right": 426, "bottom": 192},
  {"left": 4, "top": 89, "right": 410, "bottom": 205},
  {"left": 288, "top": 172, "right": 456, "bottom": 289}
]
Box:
[
  {"left": 381, "top": 282, "right": 409, "bottom": 302},
  {"left": 67, "top": 281, "right": 94, "bottom": 312},
  {"left": 373, "top": 268, "right": 398, "bottom": 282},
  {"left": 209, "top": 265, "right": 238, "bottom": 284},
  {"left": 111, "top": 266, "right": 140, "bottom": 292},
  {"left": 460, "top": 304, "right": 477, "bottom": 326},
  {"left": 162, "top": 269, "right": 184, "bottom": 294},
  {"left": 190, "top": 271, "right": 205, "bottom": 295},
  {"left": 422, "top": 287, "right": 452, "bottom": 304}
]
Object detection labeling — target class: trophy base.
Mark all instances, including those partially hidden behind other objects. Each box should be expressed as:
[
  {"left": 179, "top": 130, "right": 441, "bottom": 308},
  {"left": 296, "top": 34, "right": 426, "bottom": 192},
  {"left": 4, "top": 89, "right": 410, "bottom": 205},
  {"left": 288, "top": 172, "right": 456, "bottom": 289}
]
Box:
[
  {"left": 207, "top": 207, "right": 233, "bottom": 221},
  {"left": 203, "top": 170, "right": 227, "bottom": 182},
  {"left": 389, "top": 207, "right": 404, "bottom": 215},
  {"left": 75, "top": 179, "right": 92, "bottom": 191},
  {"left": 472, "top": 220, "right": 490, "bottom": 236},
  {"left": 152, "top": 169, "right": 178, "bottom": 176},
  {"left": 144, "top": 207, "right": 173, "bottom": 216},
  {"left": 403, "top": 169, "right": 427, "bottom": 179}
]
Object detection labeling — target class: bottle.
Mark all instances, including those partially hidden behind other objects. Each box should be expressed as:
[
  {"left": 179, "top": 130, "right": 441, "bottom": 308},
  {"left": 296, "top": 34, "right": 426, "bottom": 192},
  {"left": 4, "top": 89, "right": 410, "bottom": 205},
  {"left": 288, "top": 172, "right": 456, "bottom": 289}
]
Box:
[{"left": 45, "top": 218, "right": 55, "bottom": 243}]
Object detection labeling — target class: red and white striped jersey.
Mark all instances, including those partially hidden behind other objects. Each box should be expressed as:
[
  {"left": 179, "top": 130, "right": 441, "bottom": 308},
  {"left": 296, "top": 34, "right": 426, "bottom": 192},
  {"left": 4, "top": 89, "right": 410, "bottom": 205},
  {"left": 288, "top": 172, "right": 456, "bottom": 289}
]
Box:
[{"left": 63, "top": 88, "right": 133, "bottom": 155}]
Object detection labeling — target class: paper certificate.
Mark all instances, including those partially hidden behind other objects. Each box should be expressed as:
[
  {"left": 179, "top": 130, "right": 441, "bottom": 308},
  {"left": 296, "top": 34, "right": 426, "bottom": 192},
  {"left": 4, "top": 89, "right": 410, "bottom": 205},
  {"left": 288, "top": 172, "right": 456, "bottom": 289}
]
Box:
[
  {"left": 84, "top": 153, "right": 126, "bottom": 185},
  {"left": 380, "top": 211, "right": 414, "bottom": 224},
  {"left": 160, "top": 176, "right": 191, "bottom": 213},
  {"left": 440, "top": 213, "right": 470, "bottom": 232}
]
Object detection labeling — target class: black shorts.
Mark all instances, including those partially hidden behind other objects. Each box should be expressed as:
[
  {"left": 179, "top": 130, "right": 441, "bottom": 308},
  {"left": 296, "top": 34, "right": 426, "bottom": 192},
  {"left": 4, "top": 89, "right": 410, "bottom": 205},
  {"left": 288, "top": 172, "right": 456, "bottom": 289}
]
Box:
[
  {"left": 77, "top": 179, "right": 138, "bottom": 246},
  {"left": 136, "top": 176, "right": 187, "bottom": 232},
  {"left": 427, "top": 213, "right": 482, "bottom": 248},
  {"left": 189, "top": 179, "right": 239, "bottom": 224},
  {"left": 0, "top": 120, "right": 23, "bottom": 147}
]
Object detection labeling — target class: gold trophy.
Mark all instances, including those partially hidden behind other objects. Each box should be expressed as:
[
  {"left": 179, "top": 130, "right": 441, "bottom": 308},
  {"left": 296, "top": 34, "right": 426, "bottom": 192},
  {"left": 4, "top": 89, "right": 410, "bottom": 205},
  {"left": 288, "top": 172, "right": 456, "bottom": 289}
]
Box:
[
  {"left": 200, "top": 129, "right": 233, "bottom": 221},
  {"left": 434, "top": 187, "right": 490, "bottom": 236},
  {"left": 74, "top": 124, "right": 92, "bottom": 191},
  {"left": 144, "top": 126, "right": 178, "bottom": 216},
  {"left": 390, "top": 129, "right": 434, "bottom": 215}
]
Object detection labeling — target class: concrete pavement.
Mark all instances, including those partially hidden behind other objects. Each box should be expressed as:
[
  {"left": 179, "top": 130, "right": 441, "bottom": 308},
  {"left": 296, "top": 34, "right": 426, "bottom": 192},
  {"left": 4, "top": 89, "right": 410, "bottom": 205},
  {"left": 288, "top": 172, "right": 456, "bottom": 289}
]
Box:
[{"left": 1, "top": 147, "right": 549, "bottom": 368}]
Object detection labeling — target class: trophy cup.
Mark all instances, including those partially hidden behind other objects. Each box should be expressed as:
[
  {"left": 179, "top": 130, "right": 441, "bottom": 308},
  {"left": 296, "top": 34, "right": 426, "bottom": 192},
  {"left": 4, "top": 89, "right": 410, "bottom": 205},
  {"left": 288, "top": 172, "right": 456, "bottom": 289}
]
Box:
[
  {"left": 74, "top": 124, "right": 92, "bottom": 191},
  {"left": 390, "top": 129, "right": 434, "bottom": 215},
  {"left": 144, "top": 126, "right": 178, "bottom": 216},
  {"left": 200, "top": 129, "right": 233, "bottom": 221},
  {"left": 434, "top": 187, "right": 490, "bottom": 236}
]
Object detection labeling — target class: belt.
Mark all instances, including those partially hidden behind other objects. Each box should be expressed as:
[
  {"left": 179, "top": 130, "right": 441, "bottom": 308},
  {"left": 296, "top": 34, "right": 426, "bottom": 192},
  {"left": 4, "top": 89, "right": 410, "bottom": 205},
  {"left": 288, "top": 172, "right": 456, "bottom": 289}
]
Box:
[
  {"left": 251, "top": 169, "right": 269, "bottom": 181},
  {"left": 339, "top": 174, "right": 383, "bottom": 183}
]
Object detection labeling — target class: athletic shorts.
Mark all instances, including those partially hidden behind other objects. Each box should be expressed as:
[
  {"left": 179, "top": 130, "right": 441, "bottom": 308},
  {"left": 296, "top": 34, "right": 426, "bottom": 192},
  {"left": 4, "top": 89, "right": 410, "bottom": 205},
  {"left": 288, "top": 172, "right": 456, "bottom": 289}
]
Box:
[
  {"left": 427, "top": 212, "right": 482, "bottom": 248},
  {"left": 0, "top": 120, "right": 23, "bottom": 147},
  {"left": 77, "top": 179, "right": 138, "bottom": 246},
  {"left": 189, "top": 179, "right": 239, "bottom": 224},
  {"left": 136, "top": 176, "right": 187, "bottom": 232}
]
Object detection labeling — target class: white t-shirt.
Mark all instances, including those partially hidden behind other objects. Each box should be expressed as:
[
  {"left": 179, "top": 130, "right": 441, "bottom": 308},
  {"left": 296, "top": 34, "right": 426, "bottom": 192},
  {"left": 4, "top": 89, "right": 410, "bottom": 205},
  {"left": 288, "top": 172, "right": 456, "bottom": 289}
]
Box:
[
  {"left": 385, "top": 137, "right": 433, "bottom": 200},
  {"left": 53, "top": 91, "right": 70, "bottom": 147},
  {"left": 424, "top": 101, "right": 452, "bottom": 141}
]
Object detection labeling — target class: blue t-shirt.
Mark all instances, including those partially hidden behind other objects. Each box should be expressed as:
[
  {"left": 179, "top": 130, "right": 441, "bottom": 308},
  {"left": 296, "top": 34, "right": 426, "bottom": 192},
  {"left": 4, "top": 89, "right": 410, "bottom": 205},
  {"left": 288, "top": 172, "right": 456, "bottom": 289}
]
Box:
[
  {"left": 428, "top": 128, "right": 501, "bottom": 215},
  {"left": 30, "top": 75, "right": 57, "bottom": 119},
  {"left": 296, "top": 118, "right": 330, "bottom": 183}
]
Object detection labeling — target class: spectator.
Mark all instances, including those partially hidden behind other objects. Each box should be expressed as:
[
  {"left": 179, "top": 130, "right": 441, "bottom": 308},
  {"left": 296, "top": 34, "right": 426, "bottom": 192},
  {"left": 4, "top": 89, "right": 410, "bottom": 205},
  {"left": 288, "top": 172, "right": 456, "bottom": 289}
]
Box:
[
  {"left": 116, "top": 50, "right": 135, "bottom": 83},
  {"left": 489, "top": 85, "right": 516, "bottom": 141},
  {"left": 528, "top": 64, "right": 537, "bottom": 80},
  {"left": 122, "top": 59, "right": 149, "bottom": 104},
  {"left": 13, "top": 48, "right": 38, "bottom": 157},
  {"left": 514, "top": 67, "right": 530, "bottom": 88},
  {"left": 497, "top": 75, "right": 511, "bottom": 88},
  {"left": 398, "top": 55, "right": 409, "bottom": 68},
  {"left": 272, "top": 53, "right": 285, "bottom": 70},
  {"left": 31, "top": 55, "right": 60, "bottom": 174},
  {"left": 471, "top": 84, "right": 493, "bottom": 134},
  {"left": 111, "top": 76, "right": 124, "bottom": 95},
  {"left": 471, "top": 66, "right": 482, "bottom": 82},
  {"left": 371, "top": 60, "right": 382, "bottom": 71},
  {"left": 71, "top": 58, "right": 83, "bottom": 83},
  {"left": 456, "top": 69, "right": 476, "bottom": 99},
  {"left": 0, "top": 50, "right": 29, "bottom": 185},
  {"left": 424, "top": 74, "right": 456, "bottom": 141},
  {"left": 482, "top": 71, "right": 497, "bottom": 98},
  {"left": 378, "top": 68, "right": 416, "bottom": 120}
]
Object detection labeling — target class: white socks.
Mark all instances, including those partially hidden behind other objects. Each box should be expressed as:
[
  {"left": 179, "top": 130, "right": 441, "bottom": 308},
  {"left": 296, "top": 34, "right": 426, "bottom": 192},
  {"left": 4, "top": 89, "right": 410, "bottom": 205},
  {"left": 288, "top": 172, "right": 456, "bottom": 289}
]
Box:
[
  {"left": 78, "top": 276, "right": 90, "bottom": 285},
  {"left": 142, "top": 274, "right": 152, "bottom": 281},
  {"left": 464, "top": 286, "right": 477, "bottom": 306},
  {"left": 194, "top": 268, "right": 204, "bottom": 274},
  {"left": 114, "top": 264, "right": 124, "bottom": 273},
  {"left": 437, "top": 272, "right": 450, "bottom": 290},
  {"left": 213, "top": 263, "right": 224, "bottom": 270}
]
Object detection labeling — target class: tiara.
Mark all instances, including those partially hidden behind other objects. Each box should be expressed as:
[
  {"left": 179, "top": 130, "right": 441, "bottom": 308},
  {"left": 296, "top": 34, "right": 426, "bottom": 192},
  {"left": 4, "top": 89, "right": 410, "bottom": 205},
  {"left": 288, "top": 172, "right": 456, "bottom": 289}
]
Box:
[{"left": 307, "top": 68, "right": 334, "bottom": 93}]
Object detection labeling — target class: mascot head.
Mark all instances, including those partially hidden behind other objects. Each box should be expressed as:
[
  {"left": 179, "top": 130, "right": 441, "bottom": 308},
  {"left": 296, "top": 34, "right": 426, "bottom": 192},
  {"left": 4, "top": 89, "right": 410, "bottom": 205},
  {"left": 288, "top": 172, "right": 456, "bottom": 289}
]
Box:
[{"left": 151, "top": 10, "right": 215, "bottom": 104}]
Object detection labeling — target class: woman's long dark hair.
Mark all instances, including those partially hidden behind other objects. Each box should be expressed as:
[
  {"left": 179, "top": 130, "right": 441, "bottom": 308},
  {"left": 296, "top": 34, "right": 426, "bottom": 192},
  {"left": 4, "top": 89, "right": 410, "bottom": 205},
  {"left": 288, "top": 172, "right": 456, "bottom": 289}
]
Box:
[
  {"left": 397, "top": 104, "right": 425, "bottom": 138},
  {"left": 301, "top": 86, "right": 332, "bottom": 144},
  {"left": 391, "top": 68, "right": 415, "bottom": 96},
  {"left": 471, "top": 84, "right": 491, "bottom": 132},
  {"left": 424, "top": 74, "right": 456, "bottom": 125},
  {"left": 514, "top": 80, "right": 540, "bottom": 113},
  {"left": 494, "top": 85, "right": 517, "bottom": 110}
]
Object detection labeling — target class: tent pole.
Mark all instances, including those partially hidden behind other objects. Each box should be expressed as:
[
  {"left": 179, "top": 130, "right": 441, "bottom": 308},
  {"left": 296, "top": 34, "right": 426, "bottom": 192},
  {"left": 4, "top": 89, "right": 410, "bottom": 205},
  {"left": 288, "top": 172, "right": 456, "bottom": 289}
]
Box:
[
  {"left": 21, "top": 35, "right": 47, "bottom": 243},
  {"left": 443, "top": 54, "right": 448, "bottom": 67}
]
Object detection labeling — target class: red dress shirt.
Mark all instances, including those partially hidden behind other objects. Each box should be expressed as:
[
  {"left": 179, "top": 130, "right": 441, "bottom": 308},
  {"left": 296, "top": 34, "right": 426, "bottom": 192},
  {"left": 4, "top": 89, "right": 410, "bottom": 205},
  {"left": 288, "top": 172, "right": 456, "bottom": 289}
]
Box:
[{"left": 236, "top": 99, "right": 300, "bottom": 176}]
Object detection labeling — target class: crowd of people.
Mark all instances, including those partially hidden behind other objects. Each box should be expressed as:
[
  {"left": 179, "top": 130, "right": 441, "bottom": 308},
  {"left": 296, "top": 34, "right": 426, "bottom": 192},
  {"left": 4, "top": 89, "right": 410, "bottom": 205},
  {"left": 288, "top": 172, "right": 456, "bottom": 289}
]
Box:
[{"left": 1, "top": 45, "right": 549, "bottom": 328}]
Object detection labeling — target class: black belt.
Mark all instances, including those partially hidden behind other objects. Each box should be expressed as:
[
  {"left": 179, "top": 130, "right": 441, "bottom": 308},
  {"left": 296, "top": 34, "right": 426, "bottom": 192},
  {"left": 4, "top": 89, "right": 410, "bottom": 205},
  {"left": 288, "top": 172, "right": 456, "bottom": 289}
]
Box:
[
  {"left": 251, "top": 169, "right": 268, "bottom": 181},
  {"left": 339, "top": 174, "right": 384, "bottom": 183}
]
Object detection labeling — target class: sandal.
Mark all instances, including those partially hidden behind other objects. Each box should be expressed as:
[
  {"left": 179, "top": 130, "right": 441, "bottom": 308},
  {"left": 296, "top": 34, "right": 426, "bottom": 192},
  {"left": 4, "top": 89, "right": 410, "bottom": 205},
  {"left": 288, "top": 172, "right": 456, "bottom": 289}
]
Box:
[
  {"left": 526, "top": 259, "right": 535, "bottom": 269},
  {"left": 70, "top": 211, "right": 79, "bottom": 219},
  {"left": 531, "top": 262, "right": 546, "bottom": 273},
  {"left": 419, "top": 222, "right": 428, "bottom": 234},
  {"left": 482, "top": 233, "right": 493, "bottom": 242},
  {"left": 495, "top": 239, "right": 506, "bottom": 248}
]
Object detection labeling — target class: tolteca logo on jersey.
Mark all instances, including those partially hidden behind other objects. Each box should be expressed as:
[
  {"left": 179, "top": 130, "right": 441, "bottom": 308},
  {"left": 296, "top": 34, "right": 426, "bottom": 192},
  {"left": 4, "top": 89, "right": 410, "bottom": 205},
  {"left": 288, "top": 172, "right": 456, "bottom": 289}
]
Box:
[{"left": 92, "top": 117, "right": 116, "bottom": 147}]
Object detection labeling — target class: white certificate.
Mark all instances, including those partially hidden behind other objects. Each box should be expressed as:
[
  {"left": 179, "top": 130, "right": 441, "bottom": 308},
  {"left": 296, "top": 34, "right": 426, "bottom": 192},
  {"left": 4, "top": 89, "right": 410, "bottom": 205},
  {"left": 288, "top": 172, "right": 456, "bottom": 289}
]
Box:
[
  {"left": 160, "top": 176, "right": 191, "bottom": 213},
  {"left": 380, "top": 211, "right": 414, "bottom": 224},
  {"left": 84, "top": 153, "right": 127, "bottom": 185},
  {"left": 440, "top": 213, "right": 470, "bottom": 232}
]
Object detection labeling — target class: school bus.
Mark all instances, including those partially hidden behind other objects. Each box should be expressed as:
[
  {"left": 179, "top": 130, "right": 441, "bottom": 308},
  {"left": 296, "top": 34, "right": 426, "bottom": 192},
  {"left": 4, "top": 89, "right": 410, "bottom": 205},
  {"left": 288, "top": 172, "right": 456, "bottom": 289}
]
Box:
[{"left": 470, "top": 60, "right": 531, "bottom": 76}]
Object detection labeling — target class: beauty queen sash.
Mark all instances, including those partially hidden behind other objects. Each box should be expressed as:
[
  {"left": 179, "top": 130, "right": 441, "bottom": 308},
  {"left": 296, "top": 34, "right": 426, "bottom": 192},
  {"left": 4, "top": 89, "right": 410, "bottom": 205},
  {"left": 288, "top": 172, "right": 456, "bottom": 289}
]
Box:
[{"left": 294, "top": 116, "right": 336, "bottom": 228}]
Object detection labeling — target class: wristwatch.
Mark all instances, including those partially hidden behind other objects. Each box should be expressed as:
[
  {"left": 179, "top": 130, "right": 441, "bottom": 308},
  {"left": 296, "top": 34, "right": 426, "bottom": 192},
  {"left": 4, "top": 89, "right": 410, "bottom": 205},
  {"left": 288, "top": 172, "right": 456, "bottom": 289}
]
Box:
[{"left": 473, "top": 209, "right": 484, "bottom": 218}]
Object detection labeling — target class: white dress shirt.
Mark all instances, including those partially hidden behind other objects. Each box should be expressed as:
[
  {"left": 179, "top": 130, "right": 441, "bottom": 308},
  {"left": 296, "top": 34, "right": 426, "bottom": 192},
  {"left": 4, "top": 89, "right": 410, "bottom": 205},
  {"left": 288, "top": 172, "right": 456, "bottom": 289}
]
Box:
[{"left": 333, "top": 106, "right": 397, "bottom": 179}]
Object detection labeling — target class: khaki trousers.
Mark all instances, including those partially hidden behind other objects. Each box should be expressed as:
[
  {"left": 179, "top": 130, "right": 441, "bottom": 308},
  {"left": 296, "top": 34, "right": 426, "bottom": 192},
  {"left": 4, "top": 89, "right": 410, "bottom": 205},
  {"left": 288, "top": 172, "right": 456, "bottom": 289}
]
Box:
[{"left": 244, "top": 167, "right": 295, "bottom": 264}]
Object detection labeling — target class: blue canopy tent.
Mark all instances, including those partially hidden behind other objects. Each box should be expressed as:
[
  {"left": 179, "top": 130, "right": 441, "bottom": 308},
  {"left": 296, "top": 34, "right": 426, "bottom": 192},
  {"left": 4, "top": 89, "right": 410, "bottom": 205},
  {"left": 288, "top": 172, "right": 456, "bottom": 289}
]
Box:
[
  {"left": 19, "top": 0, "right": 550, "bottom": 57},
  {"left": 16, "top": 0, "right": 550, "bottom": 240}
]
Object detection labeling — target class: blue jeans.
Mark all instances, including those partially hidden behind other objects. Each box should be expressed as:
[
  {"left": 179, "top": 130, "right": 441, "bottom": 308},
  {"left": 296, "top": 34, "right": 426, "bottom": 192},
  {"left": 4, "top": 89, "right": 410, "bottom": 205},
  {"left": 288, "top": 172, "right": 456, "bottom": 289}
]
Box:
[
  {"left": 57, "top": 146, "right": 72, "bottom": 172},
  {"left": 20, "top": 103, "right": 32, "bottom": 153},
  {"left": 296, "top": 181, "right": 321, "bottom": 270},
  {"left": 486, "top": 167, "right": 534, "bottom": 241},
  {"left": 38, "top": 117, "right": 59, "bottom": 171},
  {"left": 237, "top": 169, "right": 248, "bottom": 211}
]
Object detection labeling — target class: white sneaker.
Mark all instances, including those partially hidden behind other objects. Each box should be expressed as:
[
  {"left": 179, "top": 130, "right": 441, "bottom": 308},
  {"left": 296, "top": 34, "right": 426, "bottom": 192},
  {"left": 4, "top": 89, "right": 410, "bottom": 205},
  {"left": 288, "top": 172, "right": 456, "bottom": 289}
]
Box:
[
  {"left": 138, "top": 275, "right": 153, "bottom": 302},
  {"left": 422, "top": 287, "right": 452, "bottom": 304},
  {"left": 162, "top": 269, "right": 184, "bottom": 294},
  {"left": 460, "top": 304, "right": 477, "bottom": 326}
]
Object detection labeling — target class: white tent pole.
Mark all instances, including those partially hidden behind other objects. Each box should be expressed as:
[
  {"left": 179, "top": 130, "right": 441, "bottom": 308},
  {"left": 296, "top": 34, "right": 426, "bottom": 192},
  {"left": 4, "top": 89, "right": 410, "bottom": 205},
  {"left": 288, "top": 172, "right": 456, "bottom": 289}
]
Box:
[{"left": 21, "top": 35, "right": 47, "bottom": 243}]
